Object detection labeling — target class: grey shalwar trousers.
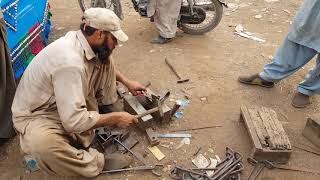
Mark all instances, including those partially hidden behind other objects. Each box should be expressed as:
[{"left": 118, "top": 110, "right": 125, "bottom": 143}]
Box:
[{"left": 260, "top": 36, "right": 320, "bottom": 96}]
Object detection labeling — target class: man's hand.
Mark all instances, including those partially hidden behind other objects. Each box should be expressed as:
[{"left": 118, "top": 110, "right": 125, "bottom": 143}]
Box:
[
  {"left": 114, "top": 112, "right": 138, "bottom": 128},
  {"left": 91, "top": 112, "right": 138, "bottom": 130},
  {"left": 126, "top": 80, "right": 147, "bottom": 96}
]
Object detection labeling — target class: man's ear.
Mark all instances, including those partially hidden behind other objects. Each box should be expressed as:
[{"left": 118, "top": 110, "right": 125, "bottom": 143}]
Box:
[
  {"left": 92, "top": 30, "right": 103, "bottom": 39},
  {"left": 98, "top": 30, "right": 105, "bottom": 39}
]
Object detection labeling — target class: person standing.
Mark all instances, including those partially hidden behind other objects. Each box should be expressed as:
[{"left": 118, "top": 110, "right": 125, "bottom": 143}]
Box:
[
  {"left": 147, "top": 0, "right": 182, "bottom": 44},
  {"left": 238, "top": 0, "right": 320, "bottom": 108}
]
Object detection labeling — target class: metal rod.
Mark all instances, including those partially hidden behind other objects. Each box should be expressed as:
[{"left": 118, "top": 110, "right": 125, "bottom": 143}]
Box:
[
  {"left": 293, "top": 145, "right": 320, "bottom": 156},
  {"left": 169, "top": 125, "right": 222, "bottom": 132},
  {"left": 113, "top": 138, "right": 147, "bottom": 165},
  {"left": 101, "top": 165, "right": 154, "bottom": 174}
]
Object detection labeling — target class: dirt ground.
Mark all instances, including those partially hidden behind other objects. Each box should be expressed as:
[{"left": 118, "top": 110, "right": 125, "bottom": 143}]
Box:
[{"left": 1, "top": 0, "right": 320, "bottom": 179}]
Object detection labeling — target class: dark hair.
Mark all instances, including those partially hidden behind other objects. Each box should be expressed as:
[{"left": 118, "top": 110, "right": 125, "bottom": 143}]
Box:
[{"left": 80, "top": 22, "right": 97, "bottom": 36}]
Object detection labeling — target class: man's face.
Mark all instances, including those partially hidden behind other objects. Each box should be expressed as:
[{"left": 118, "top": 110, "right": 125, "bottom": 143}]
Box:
[{"left": 91, "top": 31, "right": 118, "bottom": 63}]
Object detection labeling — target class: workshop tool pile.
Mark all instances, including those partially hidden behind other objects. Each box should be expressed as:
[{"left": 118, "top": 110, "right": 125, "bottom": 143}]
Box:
[{"left": 170, "top": 147, "right": 244, "bottom": 180}]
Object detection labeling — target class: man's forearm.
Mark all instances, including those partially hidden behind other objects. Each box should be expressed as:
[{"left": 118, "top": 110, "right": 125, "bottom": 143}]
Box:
[
  {"left": 89, "top": 112, "right": 119, "bottom": 130},
  {"left": 115, "top": 67, "right": 131, "bottom": 86}
]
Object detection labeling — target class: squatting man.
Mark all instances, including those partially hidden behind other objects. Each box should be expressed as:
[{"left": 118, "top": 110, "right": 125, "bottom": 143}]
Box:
[{"left": 12, "top": 8, "right": 146, "bottom": 177}]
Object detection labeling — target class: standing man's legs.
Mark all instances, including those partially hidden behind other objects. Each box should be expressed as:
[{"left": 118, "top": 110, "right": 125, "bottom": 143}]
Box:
[
  {"left": 238, "top": 36, "right": 319, "bottom": 107},
  {"left": 298, "top": 55, "right": 320, "bottom": 96},
  {"left": 151, "top": 0, "right": 182, "bottom": 44},
  {"left": 259, "top": 37, "right": 317, "bottom": 82}
]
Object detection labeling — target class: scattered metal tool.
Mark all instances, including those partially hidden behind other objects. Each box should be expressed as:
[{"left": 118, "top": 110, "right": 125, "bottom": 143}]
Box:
[
  {"left": 111, "top": 136, "right": 163, "bottom": 176},
  {"left": 101, "top": 164, "right": 163, "bottom": 176},
  {"left": 170, "top": 147, "right": 243, "bottom": 179},
  {"left": 165, "top": 57, "right": 189, "bottom": 83},
  {"left": 265, "top": 160, "right": 320, "bottom": 175},
  {"left": 157, "top": 133, "right": 192, "bottom": 138},
  {"left": 193, "top": 147, "right": 202, "bottom": 156},
  {"left": 169, "top": 125, "right": 223, "bottom": 133},
  {"left": 247, "top": 157, "right": 272, "bottom": 180},
  {"left": 113, "top": 138, "right": 147, "bottom": 165},
  {"left": 134, "top": 91, "right": 170, "bottom": 119},
  {"left": 293, "top": 144, "right": 320, "bottom": 156},
  {"left": 145, "top": 128, "right": 160, "bottom": 146}
]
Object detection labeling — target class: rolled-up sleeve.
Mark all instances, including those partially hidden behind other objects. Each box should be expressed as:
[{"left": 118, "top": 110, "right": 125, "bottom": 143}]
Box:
[{"left": 52, "top": 66, "right": 100, "bottom": 133}]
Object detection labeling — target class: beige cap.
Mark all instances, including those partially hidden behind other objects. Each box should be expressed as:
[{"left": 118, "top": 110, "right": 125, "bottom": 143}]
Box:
[{"left": 83, "top": 8, "right": 128, "bottom": 42}]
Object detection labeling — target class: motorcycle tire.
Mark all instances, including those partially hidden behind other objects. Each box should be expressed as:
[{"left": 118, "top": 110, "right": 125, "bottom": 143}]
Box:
[
  {"left": 78, "top": 0, "right": 123, "bottom": 20},
  {"left": 178, "top": 0, "right": 223, "bottom": 35}
]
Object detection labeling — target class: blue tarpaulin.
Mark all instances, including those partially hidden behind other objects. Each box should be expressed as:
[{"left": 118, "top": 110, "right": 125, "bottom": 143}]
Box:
[{"left": 0, "top": 0, "right": 51, "bottom": 78}]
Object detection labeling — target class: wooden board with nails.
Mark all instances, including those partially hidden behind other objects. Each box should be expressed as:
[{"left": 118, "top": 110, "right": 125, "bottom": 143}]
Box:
[{"left": 240, "top": 106, "right": 292, "bottom": 164}]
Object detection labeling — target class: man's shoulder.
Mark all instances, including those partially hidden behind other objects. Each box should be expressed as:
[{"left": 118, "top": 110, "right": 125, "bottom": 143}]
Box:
[{"left": 40, "top": 31, "right": 84, "bottom": 62}]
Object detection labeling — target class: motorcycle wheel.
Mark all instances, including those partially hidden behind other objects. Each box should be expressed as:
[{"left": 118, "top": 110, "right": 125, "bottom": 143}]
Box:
[
  {"left": 78, "top": 0, "right": 123, "bottom": 19},
  {"left": 178, "top": 0, "right": 223, "bottom": 35}
]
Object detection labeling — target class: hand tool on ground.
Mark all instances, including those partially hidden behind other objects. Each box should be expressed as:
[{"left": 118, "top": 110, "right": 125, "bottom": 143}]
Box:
[
  {"left": 265, "top": 160, "right": 320, "bottom": 175},
  {"left": 169, "top": 125, "right": 223, "bottom": 133},
  {"left": 193, "top": 147, "right": 202, "bottom": 156},
  {"left": 113, "top": 137, "right": 147, "bottom": 165},
  {"left": 165, "top": 57, "right": 189, "bottom": 83},
  {"left": 112, "top": 137, "right": 163, "bottom": 176},
  {"left": 171, "top": 147, "right": 243, "bottom": 180},
  {"left": 134, "top": 91, "right": 170, "bottom": 119},
  {"left": 247, "top": 157, "right": 272, "bottom": 180},
  {"left": 101, "top": 164, "right": 163, "bottom": 176},
  {"left": 293, "top": 144, "right": 320, "bottom": 156},
  {"left": 157, "top": 133, "right": 192, "bottom": 138},
  {"left": 145, "top": 128, "right": 160, "bottom": 146}
]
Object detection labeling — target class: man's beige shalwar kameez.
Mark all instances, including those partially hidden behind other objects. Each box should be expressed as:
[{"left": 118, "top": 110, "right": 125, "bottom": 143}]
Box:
[{"left": 12, "top": 30, "right": 118, "bottom": 177}]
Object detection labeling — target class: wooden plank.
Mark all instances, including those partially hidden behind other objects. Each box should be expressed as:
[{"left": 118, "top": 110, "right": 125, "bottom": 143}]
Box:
[
  {"left": 269, "top": 108, "right": 291, "bottom": 150},
  {"left": 258, "top": 107, "right": 279, "bottom": 150},
  {"left": 263, "top": 107, "right": 282, "bottom": 149},
  {"left": 248, "top": 108, "right": 268, "bottom": 147},
  {"left": 240, "top": 106, "right": 263, "bottom": 150}
]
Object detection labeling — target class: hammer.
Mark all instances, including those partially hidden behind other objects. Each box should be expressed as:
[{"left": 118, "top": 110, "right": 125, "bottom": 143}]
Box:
[
  {"left": 165, "top": 58, "right": 189, "bottom": 83},
  {"left": 135, "top": 91, "right": 170, "bottom": 119}
]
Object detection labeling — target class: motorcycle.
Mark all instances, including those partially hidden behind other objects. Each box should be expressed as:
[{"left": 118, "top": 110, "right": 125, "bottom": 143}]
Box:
[{"left": 78, "top": 0, "right": 227, "bottom": 35}]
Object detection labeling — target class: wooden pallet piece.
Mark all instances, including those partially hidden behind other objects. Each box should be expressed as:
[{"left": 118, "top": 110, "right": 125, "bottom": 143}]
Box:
[
  {"left": 268, "top": 108, "right": 291, "bottom": 149},
  {"left": 248, "top": 108, "right": 269, "bottom": 147},
  {"left": 240, "top": 105, "right": 292, "bottom": 164},
  {"left": 240, "top": 106, "right": 263, "bottom": 150}
]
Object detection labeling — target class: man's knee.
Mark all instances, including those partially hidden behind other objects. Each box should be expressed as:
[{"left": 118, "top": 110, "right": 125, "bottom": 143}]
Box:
[{"left": 27, "top": 130, "right": 67, "bottom": 157}]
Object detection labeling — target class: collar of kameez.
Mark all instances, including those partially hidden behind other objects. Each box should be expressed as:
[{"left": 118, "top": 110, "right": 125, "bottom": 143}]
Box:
[{"left": 76, "top": 30, "right": 96, "bottom": 61}]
